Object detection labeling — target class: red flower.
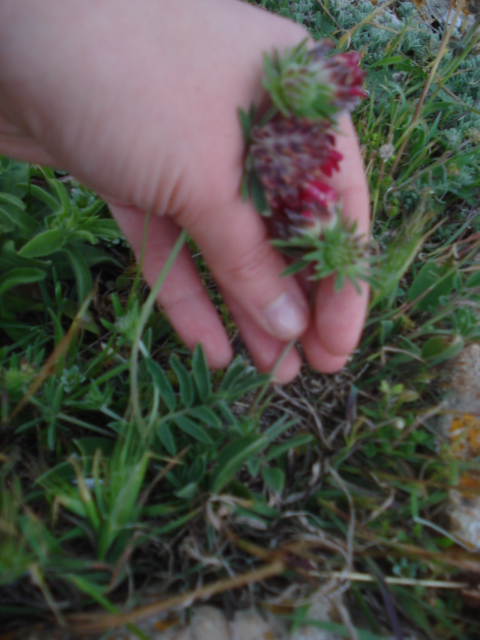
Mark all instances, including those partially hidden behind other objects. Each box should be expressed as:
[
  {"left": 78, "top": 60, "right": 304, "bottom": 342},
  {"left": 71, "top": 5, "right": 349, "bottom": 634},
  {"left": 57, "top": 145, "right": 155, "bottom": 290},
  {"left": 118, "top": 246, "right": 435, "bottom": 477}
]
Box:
[
  {"left": 300, "top": 180, "right": 337, "bottom": 209},
  {"left": 310, "top": 46, "right": 367, "bottom": 113},
  {"left": 251, "top": 118, "right": 342, "bottom": 208},
  {"left": 319, "top": 149, "right": 343, "bottom": 177}
]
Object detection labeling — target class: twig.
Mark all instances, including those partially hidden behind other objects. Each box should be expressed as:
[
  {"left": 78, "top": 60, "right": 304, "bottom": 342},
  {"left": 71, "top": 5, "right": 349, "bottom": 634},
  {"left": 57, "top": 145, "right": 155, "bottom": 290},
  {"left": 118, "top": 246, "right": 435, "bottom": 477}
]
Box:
[
  {"left": 68, "top": 561, "right": 285, "bottom": 633},
  {"left": 309, "top": 571, "right": 470, "bottom": 589}
]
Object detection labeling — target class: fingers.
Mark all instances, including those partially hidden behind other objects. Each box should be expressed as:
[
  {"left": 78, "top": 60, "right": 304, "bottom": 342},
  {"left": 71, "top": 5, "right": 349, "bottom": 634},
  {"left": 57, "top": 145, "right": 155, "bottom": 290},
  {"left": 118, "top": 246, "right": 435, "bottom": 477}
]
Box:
[
  {"left": 311, "top": 114, "right": 370, "bottom": 359},
  {"left": 325, "top": 115, "right": 370, "bottom": 235},
  {"left": 221, "top": 291, "right": 302, "bottom": 384},
  {"left": 108, "top": 203, "right": 233, "bottom": 370},
  {"left": 312, "top": 277, "right": 369, "bottom": 358},
  {"left": 301, "top": 321, "right": 350, "bottom": 374},
  {"left": 183, "top": 197, "right": 310, "bottom": 344},
  {"left": 108, "top": 202, "right": 304, "bottom": 382}
]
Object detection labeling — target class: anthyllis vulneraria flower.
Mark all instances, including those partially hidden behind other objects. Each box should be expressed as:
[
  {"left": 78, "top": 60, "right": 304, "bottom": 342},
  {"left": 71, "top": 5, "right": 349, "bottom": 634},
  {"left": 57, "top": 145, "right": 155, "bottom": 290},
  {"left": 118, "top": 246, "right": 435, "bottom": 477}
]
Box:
[
  {"left": 263, "top": 39, "right": 366, "bottom": 121},
  {"left": 249, "top": 118, "right": 342, "bottom": 210},
  {"left": 240, "top": 39, "right": 372, "bottom": 292}
]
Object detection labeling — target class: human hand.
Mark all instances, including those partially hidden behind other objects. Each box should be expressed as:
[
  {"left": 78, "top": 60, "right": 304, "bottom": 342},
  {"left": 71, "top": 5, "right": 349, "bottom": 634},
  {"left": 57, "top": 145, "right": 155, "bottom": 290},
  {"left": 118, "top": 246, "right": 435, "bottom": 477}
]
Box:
[{"left": 0, "top": 0, "right": 369, "bottom": 383}]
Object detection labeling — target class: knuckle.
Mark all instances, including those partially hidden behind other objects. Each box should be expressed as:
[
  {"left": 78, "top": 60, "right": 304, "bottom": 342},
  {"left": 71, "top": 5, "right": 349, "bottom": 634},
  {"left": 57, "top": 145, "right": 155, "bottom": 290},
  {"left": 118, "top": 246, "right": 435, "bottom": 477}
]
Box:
[
  {"left": 164, "top": 285, "right": 203, "bottom": 314},
  {"left": 223, "top": 233, "right": 277, "bottom": 285}
]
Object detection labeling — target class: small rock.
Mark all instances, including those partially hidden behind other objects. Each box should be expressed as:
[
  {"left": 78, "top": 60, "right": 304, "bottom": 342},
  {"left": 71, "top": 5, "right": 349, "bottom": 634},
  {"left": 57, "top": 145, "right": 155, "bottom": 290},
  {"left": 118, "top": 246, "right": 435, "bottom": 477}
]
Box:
[{"left": 440, "top": 345, "right": 480, "bottom": 549}]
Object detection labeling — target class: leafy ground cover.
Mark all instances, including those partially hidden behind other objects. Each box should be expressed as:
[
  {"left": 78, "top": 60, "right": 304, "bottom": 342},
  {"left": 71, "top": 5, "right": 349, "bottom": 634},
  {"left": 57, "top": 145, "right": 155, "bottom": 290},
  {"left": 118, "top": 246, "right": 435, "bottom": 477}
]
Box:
[{"left": 1, "top": 1, "right": 480, "bottom": 638}]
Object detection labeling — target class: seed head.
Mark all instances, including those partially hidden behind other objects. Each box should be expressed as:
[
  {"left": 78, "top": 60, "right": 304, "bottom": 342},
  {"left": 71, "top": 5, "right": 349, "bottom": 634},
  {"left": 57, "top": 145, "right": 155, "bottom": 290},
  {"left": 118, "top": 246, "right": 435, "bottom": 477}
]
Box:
[{"left": 379, "top": 143, "right": 395, "bottom": 160}]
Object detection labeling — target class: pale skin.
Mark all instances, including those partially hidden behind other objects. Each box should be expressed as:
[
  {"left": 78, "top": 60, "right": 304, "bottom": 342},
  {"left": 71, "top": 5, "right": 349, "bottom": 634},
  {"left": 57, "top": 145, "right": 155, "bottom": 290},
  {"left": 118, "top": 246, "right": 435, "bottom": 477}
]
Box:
[{"left": 0, "top": 0, "right": 370, "bottom": 383}]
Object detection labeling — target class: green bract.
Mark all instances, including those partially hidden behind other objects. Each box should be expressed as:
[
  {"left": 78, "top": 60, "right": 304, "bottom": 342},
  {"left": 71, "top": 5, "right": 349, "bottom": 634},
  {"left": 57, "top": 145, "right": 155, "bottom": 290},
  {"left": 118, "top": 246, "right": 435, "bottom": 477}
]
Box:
[
  {"left": 263, "top": 39, "right": 337, "bottom": 120},
  {"left": 273, "top": 217, "right": 372, "bottom": 293}
]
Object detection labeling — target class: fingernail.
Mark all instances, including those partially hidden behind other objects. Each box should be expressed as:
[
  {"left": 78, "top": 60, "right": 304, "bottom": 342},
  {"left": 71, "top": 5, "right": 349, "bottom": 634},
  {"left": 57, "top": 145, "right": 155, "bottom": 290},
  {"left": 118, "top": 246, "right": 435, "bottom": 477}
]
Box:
[{"left": 263, "top": 293, "right": 308, "bottom": 340}]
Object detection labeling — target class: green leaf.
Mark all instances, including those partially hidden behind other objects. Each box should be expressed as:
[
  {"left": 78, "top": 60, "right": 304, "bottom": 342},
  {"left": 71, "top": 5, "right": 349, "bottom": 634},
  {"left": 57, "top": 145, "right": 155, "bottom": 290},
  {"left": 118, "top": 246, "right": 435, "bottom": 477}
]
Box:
[
  {"left": 24, "top": 183, "right": 62, "bottom": 212},
  {"left": 0, "top": 205, "right": 38, "bottom": 234},
  {"left": 42, "top": 168, "right": 71, "bottom": 215},
  {"left": 247, "top": 457, "right": 260, "bottom": 478},
  {"left": 0, "top": 192, "right": 37, "bottom": 232},
  {"left": 170, "top": 355, "right": 194, "bottom": 407},
  {"left": 174, "top": 482, "right": 197, "bottom": 500},
  {"left": 192, "top": 344, "right": 211, "bottom": 401},
  {"left": 19, "top": 228, "right": 66, "bottom": 259},
  {"left": 371, "top": 205, "right": 432, "bottom": 308},
  {"left": 65, "top": 575, "right": 114, "bottom": 611},
  {"left": 0, "top": 267, "right": 46, "bottom": 297},
  {"left": 421, "top": 335, "right": 464, "bottom": 365},
  {"left": 408, "top": 262, "right": 457, "bottom": 311},
  {"left": 145, "top": 359, "right": 176, "bottom": 412},
  {"left": 188, "top": 406, "right": 222, "bottom": 429},
  {"left": 97, "top": 455, "right": 148, "bottom": 559},
  {"left": 0, "top": 212, "right": 16, "bottom": 233},
  {"left": 211, "top": 435, "right": 268, "bottom": 493},
  {"left": 157, "top": 421, "right": 176, "bottom": 456},
  {"left": 217, "top": 401, "right": 237, "bottom": 426},
  {"left": 74, "top": 437, "right": 115, "bottom": 458},
  {"left": 238, "top": 106, "right": 255, "bottom": 143},
  {"left": 0, "top": 158, "right": 29, "bottom": 197},
  {"left": 264, "top": 433, "right": 314, "bottom": 461},
  {"left": 264, "top": 415, "right": 297, "bottom": 442},
  {"left": 372, "top": 55, "right": 405, "bottom": 67},
  {"left": 157, "top": 509, "right": 199, "bottom": 534},
  {"left": 249, "top": 171, "right": 271, "bottom": 217},
  {"left": 55, "top": 494, "right": 89, "bottom": 520},
  {"left": 219, "top": 358, "right": 248, "bottom": 392},
  {"left": 64, "top": 245, "right": 93, "bottom": 303},
  {"left": 281, "top": 259, "right": 308, "bottom": 277},
  {"left": 0, "top": 192, "right": 25, "bottom": 211},
  {"left": 465, "top": 270, "right": 480, "bottom": 288},
  {"left": 261, "top": 467, "right": 285, "bottom": 493},
  {"left": 173, "top": 416, "right": 213, "bottom": 445}
]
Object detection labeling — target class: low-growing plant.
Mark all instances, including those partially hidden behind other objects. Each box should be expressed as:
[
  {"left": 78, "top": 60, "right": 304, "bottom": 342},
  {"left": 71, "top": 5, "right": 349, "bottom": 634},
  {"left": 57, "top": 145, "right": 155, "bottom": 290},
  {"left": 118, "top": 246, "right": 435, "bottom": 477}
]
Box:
[{"left": 2, "top": 1, "right": 480, "bottom": 638}]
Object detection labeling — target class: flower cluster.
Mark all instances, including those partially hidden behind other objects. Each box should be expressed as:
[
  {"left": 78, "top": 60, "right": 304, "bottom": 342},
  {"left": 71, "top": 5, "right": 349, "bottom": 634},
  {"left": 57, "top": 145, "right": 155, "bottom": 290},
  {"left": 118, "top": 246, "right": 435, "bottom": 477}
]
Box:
[
  {"left": 263, "top": 39, "right": 365, "bottom": 120},
  {"left": 241, "top": 39, "right": 370, "bottom": 291}
]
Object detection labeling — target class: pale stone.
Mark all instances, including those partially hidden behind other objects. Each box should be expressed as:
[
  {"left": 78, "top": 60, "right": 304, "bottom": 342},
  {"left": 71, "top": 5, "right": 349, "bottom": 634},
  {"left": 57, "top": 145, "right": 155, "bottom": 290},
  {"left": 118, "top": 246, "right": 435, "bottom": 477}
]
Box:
[
  {"left": 438, "top": 345, "right": 480, "bottom": 550},
  {"left": 229, "top": 608, "right": 287, "bottom": 640},
  {"left": 190, "top": 606, "right": 229, "bottom": 640}
]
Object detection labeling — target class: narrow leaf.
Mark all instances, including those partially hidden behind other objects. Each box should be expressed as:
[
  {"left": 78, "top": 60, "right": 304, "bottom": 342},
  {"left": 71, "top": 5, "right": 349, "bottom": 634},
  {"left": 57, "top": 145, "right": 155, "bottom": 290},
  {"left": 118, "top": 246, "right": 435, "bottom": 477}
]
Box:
[
  {"left": 465, "top": 270, "right": 480, "bottom": 288},
  {"left": 211, "top": 435, "right": 268, "bottom": 493},
  {"left": 64, "top": 245, "right": 93, "bottom": 303},
  {"left": 188, "top": 406, "right": 222, "bottom": 429},
  {"left": 23, "top": 183, "right": 60, "bottom": 212},
  {"left": 174, "top": 416, "right": 213, "bottom": 445},
  {"left": 261, "top": 467, "right": 285, "bottom": 494},
  {"left": 192, "top": 344, "right": 211, "bottom": 400},
  {"left": 145, "top": 359, "right": 176, "bottom": 411},
  {"left": 157, "top": 421, "right": 177, "bottom": 456},
  {"left": 0, "top": 267, "right": 46, "bottom": 297},
  {"left": 19, "top": 228, "right": 65, "bottom": 259},
  {"left": 219, "top": 358, "right": 248, "bottom": 392},
  {"left": 408, "top": 262, "right": 456, "bottom": 311},
  {"left": 421, "top": 335, "right": 464, "bottom": 365},
  {"left": 170, "top": 355, "right": 194, "bottom": 407},
  {"left": 42, "top": 168, "right": 71, "bottom": 215}
]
